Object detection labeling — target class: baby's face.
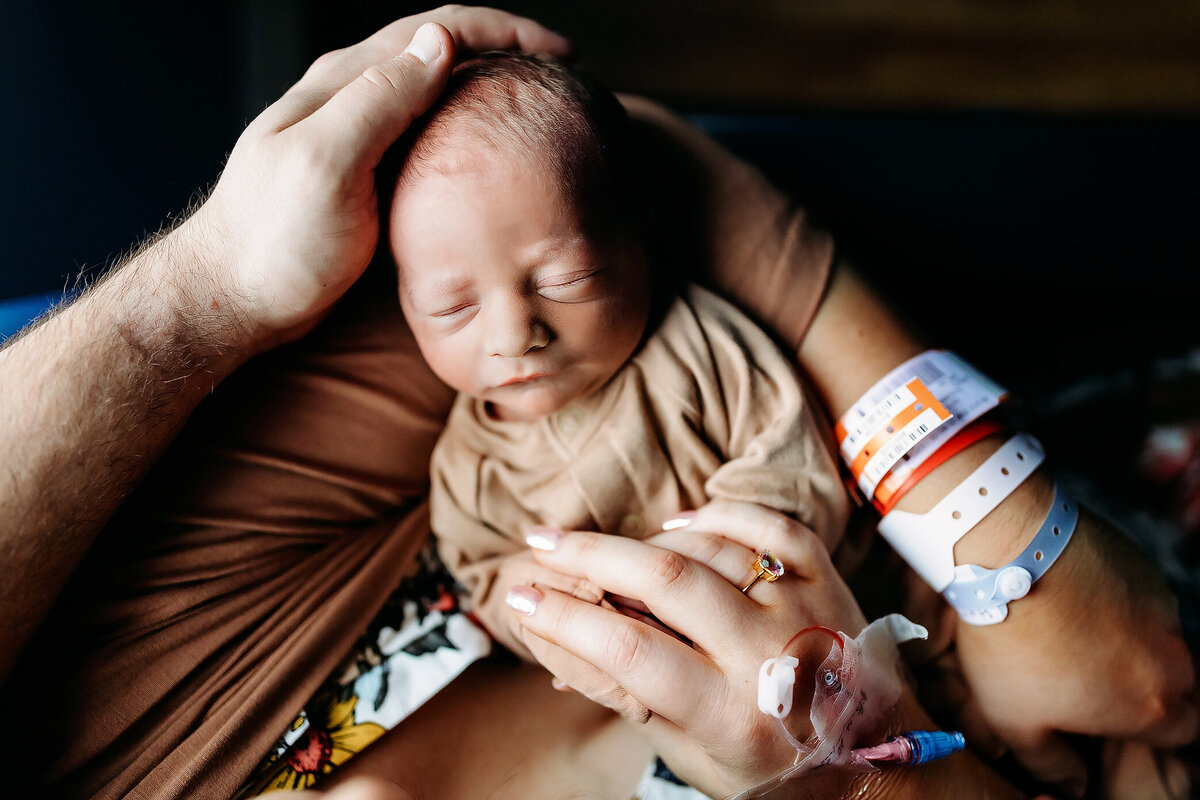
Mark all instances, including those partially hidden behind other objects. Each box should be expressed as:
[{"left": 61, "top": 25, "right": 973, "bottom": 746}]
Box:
[{"left": 390, "top": 140, "right": 649, "bottom": 422}]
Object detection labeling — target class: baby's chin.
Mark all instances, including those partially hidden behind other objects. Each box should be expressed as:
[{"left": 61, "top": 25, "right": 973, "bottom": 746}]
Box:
[{"left": 485, "top": 387, "right": 577, "bottom": 423}]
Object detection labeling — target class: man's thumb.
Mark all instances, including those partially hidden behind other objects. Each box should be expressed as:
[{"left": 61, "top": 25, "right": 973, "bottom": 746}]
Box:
[{"left": 304, "top": 22, "right": 455, "bottom": 170}]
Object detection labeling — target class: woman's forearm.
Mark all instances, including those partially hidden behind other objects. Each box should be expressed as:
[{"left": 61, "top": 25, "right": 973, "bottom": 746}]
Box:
[
  {"left": 796, "top": 265, "right": 1042, "bottom": 562},
  {"left": 797, "top": 264, "right": 1196, "bottom": 787},
  {"left": 834, "top": 690, "right": 1026, "bottom": 800},
  {"left": 0, "top": 224, "right": 257, "bottom": 681}
]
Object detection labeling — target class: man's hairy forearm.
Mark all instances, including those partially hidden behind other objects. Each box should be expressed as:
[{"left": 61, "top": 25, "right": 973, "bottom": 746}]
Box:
[
  {"left": 0, "top": 9, "right": 558, "bottom": 688},
  {"left": 0, "top": 225, "right": 254, "bottom": 681}
]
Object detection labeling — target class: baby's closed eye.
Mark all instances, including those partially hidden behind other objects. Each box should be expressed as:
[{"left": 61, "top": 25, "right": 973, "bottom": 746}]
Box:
[
  {"left": 536, "top": 268, "right": 603, "bottom": 301},
  {"left": 422, "top": 301, "right": 480, "bottom": 332},
  {"left": 430, "top": 301, "right": 477, "bottom": 318}
]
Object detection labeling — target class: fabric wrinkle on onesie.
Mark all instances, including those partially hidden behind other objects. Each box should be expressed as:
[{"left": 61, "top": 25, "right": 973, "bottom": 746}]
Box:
[{"left": 432, "top": 284, "right": 852, "bottom": 661}]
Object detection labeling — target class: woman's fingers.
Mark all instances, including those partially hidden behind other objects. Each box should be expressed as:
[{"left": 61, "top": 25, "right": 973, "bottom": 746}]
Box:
[
  {"left": 529, "top": 531, "right": 751, "bottom": 646},
  {"left": 510, "top": 585, "right": 728, "bottom": 736},
  {"left": 644, "top": 528, "right": 790, "bottom": 604},
  {"left": 513, "top": 587, "right": 818, "bottom": 799},
  {"left": 667, "top": 500, "right": 834, "bottom": 581},
  {"left": 647, "top": 503, "right": 867, "bottom": 636}
]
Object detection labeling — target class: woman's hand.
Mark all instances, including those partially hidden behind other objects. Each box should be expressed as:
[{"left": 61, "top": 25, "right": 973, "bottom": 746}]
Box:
[
  {"left": 506, "top": 501, "right": 869, "bottom": 797},
  {"left": 955, "top": 510, "right": 1198, "bottom": 795},
  {"left": 182, "top": 6, "right": 570, "bottom": 352}
]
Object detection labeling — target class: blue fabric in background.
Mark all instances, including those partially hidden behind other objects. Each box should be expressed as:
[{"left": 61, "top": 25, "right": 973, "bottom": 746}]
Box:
[{"left": 0, "top": 293, "right": 63, "bottom": 341}]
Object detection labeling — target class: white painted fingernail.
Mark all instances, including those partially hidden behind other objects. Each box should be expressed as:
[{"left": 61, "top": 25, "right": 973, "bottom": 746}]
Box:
[
  {"left": 403, "top": 23, "right": 442, "bottom": 65},
  {"left": 505, "top": 586, "right": 542, "bottom": 616},
  {"left": 526, "top": 526, "right": 564, "bottom": 551},
  {"left": 661, "top": 511, "right": 695, "bottom": 531}
]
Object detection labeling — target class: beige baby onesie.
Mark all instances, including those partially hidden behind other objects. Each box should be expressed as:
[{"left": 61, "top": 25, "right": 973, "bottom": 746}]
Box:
[{"left": 431, "top": 284, "right": 850, "bottom": 657}]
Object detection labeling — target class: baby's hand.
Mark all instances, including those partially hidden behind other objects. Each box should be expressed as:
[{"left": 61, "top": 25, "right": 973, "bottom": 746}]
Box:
[
  {"left": 490, "top": 542, "right": 656, "bottom": 722},
  {"left": 481, "top": 545, "right": 605, "bottom": 663}
]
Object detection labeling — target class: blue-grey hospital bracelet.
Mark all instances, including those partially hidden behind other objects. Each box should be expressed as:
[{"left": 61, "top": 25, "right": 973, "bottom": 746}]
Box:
[{"left": 943, "top": 482, "right": 1079, "bottom": 625}]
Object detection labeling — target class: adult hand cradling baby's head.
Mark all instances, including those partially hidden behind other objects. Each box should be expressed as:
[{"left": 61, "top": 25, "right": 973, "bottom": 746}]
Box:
[{"left": 185, "top": 8, "right": 570, "bottom": 354}]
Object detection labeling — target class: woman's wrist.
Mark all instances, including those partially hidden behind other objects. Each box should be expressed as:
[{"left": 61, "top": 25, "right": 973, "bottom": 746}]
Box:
[
  {"left": 839, "top": 689, "right": 1025, "bottom": 800},
  {"left": 890, "top": 432, "right": 1052, "bottom": 570}
]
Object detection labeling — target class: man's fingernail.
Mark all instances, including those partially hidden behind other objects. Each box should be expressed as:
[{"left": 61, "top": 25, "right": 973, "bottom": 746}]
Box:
[
  {"left": 403, "top": 23, "right": 442, "bottom": 64},
  {"left": 505, "top": 586, "right": 542, "bottom": 616},
  {"left": 526, "top": 526, "right": 564, "bottom": 551},
  {"left": 551, "top": 677, "right": 573, "bottom": 692},
  {"left": 661, "top": 512, "right": 695, "bottom": 531}
]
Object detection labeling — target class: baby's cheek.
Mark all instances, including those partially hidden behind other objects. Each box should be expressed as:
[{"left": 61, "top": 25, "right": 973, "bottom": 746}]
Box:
[
  {"left": 420, "top": 340, "right": 477, "bottom": 395},
  {"left": 605, "top": 302, "right": 648, "bottom": 357}
]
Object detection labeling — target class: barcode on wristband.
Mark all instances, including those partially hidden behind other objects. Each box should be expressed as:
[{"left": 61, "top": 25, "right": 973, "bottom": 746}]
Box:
[
  {"left": 838, "top": 384, "right": 919, "bottom": 463},
  {"left": 911, "top": 357, "right": 945, "bottom": 387},
  {"left": 835, "top": 351, "right": 1008, "bottom": 504},
  {"left": 858, "top": 406, "right": 948, "bottom": 498}
]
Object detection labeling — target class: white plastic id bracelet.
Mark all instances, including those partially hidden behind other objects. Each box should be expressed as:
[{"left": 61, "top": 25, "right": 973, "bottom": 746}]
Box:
[
  {"left": 835, "top": 351, "right": 1008, "bottom": 504},
  {"left": 944, "top": 482, "right": 1078, "bottom": 625},
  {"left": 877, "top": 433, "right": 1044, "bottom": 591}
]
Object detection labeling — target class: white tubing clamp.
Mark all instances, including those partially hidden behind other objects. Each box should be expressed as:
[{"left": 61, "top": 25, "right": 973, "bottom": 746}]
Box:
[{"left": 758, "top": 655, "right": 800, "bottom": 718}]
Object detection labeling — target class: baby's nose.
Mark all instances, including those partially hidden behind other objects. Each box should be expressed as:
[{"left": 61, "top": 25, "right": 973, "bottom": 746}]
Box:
[{"left": 487, "top": 306, "right": 550, "bottom": 357}]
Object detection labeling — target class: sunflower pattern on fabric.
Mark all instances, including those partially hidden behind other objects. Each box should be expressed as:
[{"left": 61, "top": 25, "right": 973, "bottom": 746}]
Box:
[
  {"left": 243, "top": 694, "right": 386, "bottom": 794},
  {"left": 238, "top": 542, "right": 707, "bottom": 800},
  {"left": 239, "top": 543, "right": 492, "bottom": 797}
]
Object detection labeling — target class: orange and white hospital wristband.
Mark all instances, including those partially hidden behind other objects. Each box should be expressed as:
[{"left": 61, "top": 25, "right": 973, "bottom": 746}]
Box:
[{"left": 834, "top": 350, "right": 1008, "bottom": 508}]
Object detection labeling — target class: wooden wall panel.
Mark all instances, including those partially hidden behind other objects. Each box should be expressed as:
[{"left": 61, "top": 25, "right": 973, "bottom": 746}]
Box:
[{"left": 474, "top": 1, "right": 1200, "bottom": 112}]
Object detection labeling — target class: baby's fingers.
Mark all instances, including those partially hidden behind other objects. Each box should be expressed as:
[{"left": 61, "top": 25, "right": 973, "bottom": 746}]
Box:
[
  {"left": 508, "top": 584, "right": 726, "bottom": 738},
  {"left": 521, "top": 625, "right": 651, "bottom": 723},
  {"left": 484, "top": 550, "right": 604, "bottom": 660}
]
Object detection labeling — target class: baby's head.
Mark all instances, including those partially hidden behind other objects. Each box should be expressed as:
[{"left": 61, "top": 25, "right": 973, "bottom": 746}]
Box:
[{"left": 387, "top": 52, "right": 649, "bottom": 423}]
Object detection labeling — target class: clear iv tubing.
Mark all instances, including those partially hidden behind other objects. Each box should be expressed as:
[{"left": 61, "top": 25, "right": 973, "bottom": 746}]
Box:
[
  {"left": 785, "top": 628, "right": 965, "bottom": 767},
  {"left": 771, "top": 626, "right": 965, "bottom": 767},
  {"left": 725, "top": 617, "right": 959, "bottom": 800},
  {"left": 784, "top": 625, "right": 843, "bottom": 656},
  {"left": 771, "top": 625, "right": 846, "bottom": 753}
]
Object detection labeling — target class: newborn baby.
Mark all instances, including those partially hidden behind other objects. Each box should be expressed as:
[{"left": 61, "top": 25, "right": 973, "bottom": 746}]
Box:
[{"left": 386, "top": 51, "right": 849, "bottom": 673}]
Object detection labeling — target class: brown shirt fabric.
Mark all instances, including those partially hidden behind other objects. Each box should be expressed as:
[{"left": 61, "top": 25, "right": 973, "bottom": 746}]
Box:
[
  {"left": 432, "top": 286, "right": 848, "bottom": 658},
  {"left": 0, "top": 99, "right": 835, "bottom": 800}
]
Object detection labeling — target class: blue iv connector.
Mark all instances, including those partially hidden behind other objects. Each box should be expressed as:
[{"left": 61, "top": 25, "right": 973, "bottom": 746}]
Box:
[{"left": 900, "top": 730, "right": 966, "bottom": 765}]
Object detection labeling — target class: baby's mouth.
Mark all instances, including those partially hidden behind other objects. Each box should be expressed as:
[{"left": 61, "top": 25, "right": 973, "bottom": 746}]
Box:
[{"left": 497, "top": 372, "right": 553, "bottom": 388}]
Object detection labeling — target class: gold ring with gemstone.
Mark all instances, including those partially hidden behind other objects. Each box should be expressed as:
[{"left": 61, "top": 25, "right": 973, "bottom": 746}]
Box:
[{"left": 740, "top": 552, "right": 784, "bottom": 594}]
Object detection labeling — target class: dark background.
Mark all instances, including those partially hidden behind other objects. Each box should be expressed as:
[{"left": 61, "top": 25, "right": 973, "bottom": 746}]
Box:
[{"left": 3, "top": 0, "right": 1199, "bottom": 395}]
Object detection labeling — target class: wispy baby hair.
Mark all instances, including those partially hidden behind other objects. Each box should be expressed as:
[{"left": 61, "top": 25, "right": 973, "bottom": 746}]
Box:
[{"left": 393, "top": 50, "right": 630, "bottom": 231}]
